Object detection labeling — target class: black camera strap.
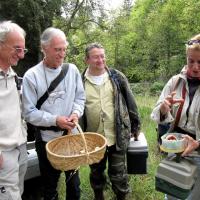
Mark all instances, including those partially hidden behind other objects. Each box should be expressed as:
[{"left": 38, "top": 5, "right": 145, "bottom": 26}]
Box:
[{"left": 36, "top": 63, "right": 69, "bottom": 109}]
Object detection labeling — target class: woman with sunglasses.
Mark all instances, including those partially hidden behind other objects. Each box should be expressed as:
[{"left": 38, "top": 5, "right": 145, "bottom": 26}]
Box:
[{"left": 151, "top": 34, "right": 200, "bottom": 199}]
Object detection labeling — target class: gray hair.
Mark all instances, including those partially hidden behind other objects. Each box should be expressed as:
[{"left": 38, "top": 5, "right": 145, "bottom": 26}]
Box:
[
  {"left": 85, "top": 42, "right": 104, "bottom": 58},
  {"left": 0, "top": 20, "right": 26, "bottom": 42},
  {"left": 40, "top": 27, "right": 68, "bottom": 46}
]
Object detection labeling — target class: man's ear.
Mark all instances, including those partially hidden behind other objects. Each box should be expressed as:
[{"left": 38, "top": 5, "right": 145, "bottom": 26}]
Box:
[{"left": 41, "top": 45, "right": 47, "bottom": 57}]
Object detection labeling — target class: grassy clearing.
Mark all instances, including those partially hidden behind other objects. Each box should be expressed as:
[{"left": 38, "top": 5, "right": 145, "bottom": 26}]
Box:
[{"left": 58, "top": 95, "right": 165, "bottom": 200}]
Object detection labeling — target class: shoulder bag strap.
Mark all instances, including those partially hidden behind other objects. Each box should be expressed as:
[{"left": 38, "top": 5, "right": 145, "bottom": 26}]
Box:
[
  {"left": 172, "top": 76, "right": 181, "bottom": 92},
  {"left": 173, "top": 81, "right": 186, "bottom": 128},
  {"left": 14, "top": 75, "right": 22, "bottom": 90},
  {"left": 36, "top": 63, "right": 69, "bottom": 109}
]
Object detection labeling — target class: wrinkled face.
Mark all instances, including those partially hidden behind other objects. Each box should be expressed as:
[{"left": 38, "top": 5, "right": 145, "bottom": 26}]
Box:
[
  {"left": 0, "top": 31, "right": 26, "bottom": 69},
  {"left": 86, "top": 48, "right": 106, "bottom": 71},
  {"left": 187, "top": 49, "right": 200, "bottom": 78},
  {"left": 42, "top": 36, "right": 67, "bottom": 68}
]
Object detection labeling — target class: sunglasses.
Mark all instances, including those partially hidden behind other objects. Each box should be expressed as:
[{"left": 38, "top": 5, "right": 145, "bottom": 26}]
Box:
[{"left": 187, "top": 40, "right": 200, "bottom": 46}]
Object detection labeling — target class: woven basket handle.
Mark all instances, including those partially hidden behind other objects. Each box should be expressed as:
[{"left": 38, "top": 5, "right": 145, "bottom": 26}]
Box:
[
  {"left": 74, "top": 122, "right": 89, "bottom": 163},
  {"left": 75, "top": 122, "right": 84, "bottom": 134}
]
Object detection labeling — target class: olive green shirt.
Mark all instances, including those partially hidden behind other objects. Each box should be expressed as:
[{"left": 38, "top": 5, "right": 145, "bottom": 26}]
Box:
[{"left": 84, "top": 72, "right": 116, "bottom": 146}]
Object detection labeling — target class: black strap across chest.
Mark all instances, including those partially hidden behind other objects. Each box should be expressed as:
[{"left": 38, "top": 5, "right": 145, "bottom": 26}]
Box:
[{"left": 36, "top": 63, "right": 69, "bottom": 109}]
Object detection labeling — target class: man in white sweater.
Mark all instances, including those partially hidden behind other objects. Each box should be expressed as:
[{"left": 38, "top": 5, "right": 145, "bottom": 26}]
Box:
[
  {"left": 0, "top": 21, "right": 28, "bottom": 200},
  {"left": 22, "top": 27, "right": 85, "bottom": 200}
]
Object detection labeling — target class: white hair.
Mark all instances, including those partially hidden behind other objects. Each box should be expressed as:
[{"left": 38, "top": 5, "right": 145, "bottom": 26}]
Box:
[
  {"left": 40, "top": 27, "right": 68, "bottom": 46},
  {"left": 0, "top": 20, "right": 26, "bottom": 42}
]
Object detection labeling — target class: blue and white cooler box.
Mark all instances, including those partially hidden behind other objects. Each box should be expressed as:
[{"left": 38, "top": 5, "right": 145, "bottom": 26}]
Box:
[{"left": 127, "top": 132, "right": 148, "bottom": 174}]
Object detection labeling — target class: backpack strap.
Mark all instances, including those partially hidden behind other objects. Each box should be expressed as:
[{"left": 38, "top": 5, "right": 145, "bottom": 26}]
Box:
[
  {"left": 14, "top": 75, "right": 22, "bottom": 90},
  {"left": 167, "top": 76, "right": 186, "bottom": 131},
  {"left": 172, "top": 76, "right": 181, "bottom": 92}
]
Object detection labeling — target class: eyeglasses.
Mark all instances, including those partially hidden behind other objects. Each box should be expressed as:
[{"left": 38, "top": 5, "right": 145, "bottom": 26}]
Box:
[
  {"left": 187, "top": 40, "right": 200, "bottom": 46},
  {"left": 1, "top": 42, "right": 28, "bottom": 54},
  {"left": 14, "top": 47, "right": 28, "bottom": 54}
]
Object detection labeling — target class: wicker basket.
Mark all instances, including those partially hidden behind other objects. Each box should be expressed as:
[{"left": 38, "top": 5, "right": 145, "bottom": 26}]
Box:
[{"left": 46, "top": 123, "right": 107, "bottom": 171}]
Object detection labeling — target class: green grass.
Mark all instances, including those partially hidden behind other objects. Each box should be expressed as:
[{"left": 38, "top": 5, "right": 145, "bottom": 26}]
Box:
[
  {"left": 58, "top": 95, "right": 165, "bottom": 200},
  {"left": 128, "top": 95, "right": 164, "bottom": 200}
]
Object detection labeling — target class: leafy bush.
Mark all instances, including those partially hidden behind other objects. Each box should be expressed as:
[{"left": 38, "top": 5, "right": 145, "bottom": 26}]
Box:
[
  {"left": 150, "top": 82, "right": 165, "bottom": 95},
  {"left": 131, "top": 82, "right": 150, "bottom": 95}
]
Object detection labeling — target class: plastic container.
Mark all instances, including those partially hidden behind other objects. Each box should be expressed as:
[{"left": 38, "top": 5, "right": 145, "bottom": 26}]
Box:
[
  {"left": 127, "top": 132, "right": 148, "bottom": 174},
  {"left": 155, "top": 155, "right": 198, "bottom": 199},
  {"left": 160, "top": 133, "right": 187, "bottom": 153}
]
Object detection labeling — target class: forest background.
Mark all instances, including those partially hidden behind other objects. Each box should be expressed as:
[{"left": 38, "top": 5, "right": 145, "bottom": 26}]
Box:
[{"left": 1, "top": 0, "right": 200, "bottom": 90}]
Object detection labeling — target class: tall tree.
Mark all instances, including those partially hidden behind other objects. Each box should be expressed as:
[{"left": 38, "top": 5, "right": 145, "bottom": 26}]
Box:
[{"left": 54, "top": 0, "right": 109, "bottom": 70}]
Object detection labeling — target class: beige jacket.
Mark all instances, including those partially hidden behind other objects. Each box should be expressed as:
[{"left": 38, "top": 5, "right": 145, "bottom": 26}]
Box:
[
  {"left": 151, "top": 66, "right": 200, "bottom": 140},
  {"left": 0, "top": 68, "right": 27, "bottom": 152}
]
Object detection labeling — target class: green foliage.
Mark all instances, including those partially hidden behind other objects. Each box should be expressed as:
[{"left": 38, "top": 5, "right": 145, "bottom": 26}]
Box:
[
  {"left": 2, "top": 0, "right": 200, "bottom": 80},
  {"left": 149, "top": 81, "right": 165, "bottom": 95},
  {"left": 131, "top": 81, "right": 165, "bottom": 96},
  {"left": 131, "top": 83, "right": 149, "bottom": 95},
  {"left": 128, "top": 0, "right": 200, "bottom": 81},
  {"left": 1, "top": 0, "right": 200, "bottom": 80}
]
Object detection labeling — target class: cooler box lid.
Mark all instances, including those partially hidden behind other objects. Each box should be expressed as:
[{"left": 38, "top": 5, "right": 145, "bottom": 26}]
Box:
[
  {"left": 25, "top": 141, "right": 40, "bottom": 181},
  {"left": 27, "top": 141, "right": 35, "bottom": 150},
  {"left": 27, "top": 149, "right": 38, "bottom": 166},
  {"left": 127, "top": 132, "right": 148, "bottom": 153},
  {"left": 156, "top": 155, "right": 198, "bottom": 190}
]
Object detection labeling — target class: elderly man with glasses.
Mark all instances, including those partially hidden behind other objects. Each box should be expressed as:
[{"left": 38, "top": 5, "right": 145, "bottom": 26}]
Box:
[
  {"left": 0, "top": 20, "right": 28, "bottom": 200},
  {"left": 22, "top": 27, "right": 85, "bottom": 200}
]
